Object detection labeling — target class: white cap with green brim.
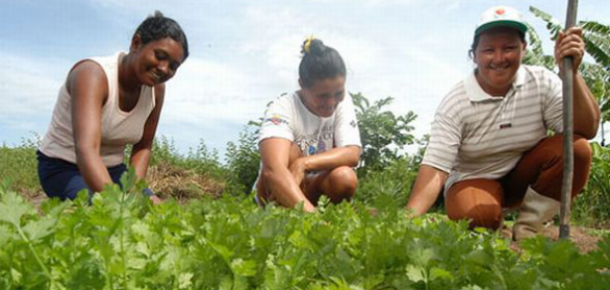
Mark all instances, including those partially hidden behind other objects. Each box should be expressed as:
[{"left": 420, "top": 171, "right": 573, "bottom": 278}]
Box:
[{"left": 475, "top": 6, "right": 528, "bottom": 36}]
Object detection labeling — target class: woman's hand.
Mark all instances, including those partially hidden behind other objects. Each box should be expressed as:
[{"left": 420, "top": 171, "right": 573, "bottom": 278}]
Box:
[{"left": 554, "top": 26, "right": 585, "bottom": 73}]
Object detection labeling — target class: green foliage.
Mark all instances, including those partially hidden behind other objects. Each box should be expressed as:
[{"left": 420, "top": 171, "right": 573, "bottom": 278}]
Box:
[
  {"left": 351, "top": 92, "right": 417, "bottom": 174},
  {"left": 573, "top": 142, "right": 610, "bottom": 226},
  {"left": 529, "top": 6, "right": 563, "bottom": 40},
  {"left": 225, "top": 121, "right": 262, "bottom": 195},
  {"left": 580, "top": 21, "right": 610, "bottom": 72},
  {"left": 356, "top": 156, "right": 419, "bottom": 209},
  {"left": 0, "top": 137, "right": 41, "bottom": 195},
  {"left": 1, "top": 169, "right": 609, "bottom": 289},
  {"left": 523, "top": 22, "right": 556, "bottom": 70}
]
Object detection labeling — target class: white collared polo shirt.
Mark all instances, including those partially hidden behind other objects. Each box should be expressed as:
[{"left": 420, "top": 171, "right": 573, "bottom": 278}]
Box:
[{"left": 422, "top": 65, "right": 563, "bottom": 194}]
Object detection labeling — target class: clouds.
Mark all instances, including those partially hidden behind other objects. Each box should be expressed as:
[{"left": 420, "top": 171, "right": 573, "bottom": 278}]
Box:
[
  {"left": 0, "top": 0, "right": 480, "bottom": 155},
  {"left": 0, "top": 51, "right": 63, "bottom": 117},
  {"left": 163, "top": 57, "right": 256, "bottom": 125},
  {"left": 2, "top": 0, "right": 609, "bottom": 154}
]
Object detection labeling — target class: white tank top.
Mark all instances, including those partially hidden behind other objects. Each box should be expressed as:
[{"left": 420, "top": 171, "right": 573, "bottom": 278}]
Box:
[{"left": 39, "top": 52, "right": 156, "bottom": 167}]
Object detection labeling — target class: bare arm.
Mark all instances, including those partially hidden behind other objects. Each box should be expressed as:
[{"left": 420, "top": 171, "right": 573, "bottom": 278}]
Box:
[
  {"left": 130, "top": 84, "right": 165, "bottom": 180},
  {"left": 260, "top": 138, "right": 315, "bottom": 212},
  {"left": 555, "top": 27, "right": 601, "bottom": 139},
  {"left": 70, "top": 61, "right": 113, "bottom": 192},
  {"left": 570, "top": 73, "right": 600, "bottom": 139},
  {"left": 405, "top": 164, "right": 448, "bottom": 216},
  {"left": 289, "top": 145, "right": 360, "bottom": 180}
]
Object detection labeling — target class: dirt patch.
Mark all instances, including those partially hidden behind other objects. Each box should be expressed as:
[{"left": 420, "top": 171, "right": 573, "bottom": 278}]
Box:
[
  {"left": 147, "top": 162, "right": 225, "bottom": 202},
  {"left": 501, "top": 223, "right": 602, "bottom": 253}
]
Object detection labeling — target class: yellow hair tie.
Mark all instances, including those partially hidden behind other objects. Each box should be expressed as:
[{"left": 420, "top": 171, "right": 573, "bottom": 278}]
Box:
[{"left": 304, "top": 35, "right": 315, "bottom": 54}]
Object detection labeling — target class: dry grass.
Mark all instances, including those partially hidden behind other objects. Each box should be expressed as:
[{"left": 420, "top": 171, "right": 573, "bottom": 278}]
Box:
[{"left": 147, "top": 162, "right": 225, "bottom": 202}]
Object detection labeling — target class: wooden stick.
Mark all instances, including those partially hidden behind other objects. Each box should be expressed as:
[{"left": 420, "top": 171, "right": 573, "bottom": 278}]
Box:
[{"left": 559, "top": 0, "right": 579, "bottom": 240}]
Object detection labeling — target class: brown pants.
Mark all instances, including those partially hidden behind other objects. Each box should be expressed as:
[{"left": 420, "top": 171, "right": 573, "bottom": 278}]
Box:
[{"left": 445, "top": 134, "right": 592, "bottom": 229}]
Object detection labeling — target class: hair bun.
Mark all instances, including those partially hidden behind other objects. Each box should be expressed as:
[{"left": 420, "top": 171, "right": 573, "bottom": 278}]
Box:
[
  {"left": 298, "top": 37, "right": 345, "bottom": 88},
  {"left": 301, "top": 37, "right": 325, "bottom": 56},
  {"left": 151, "top": 10, "right": 164, "bottom": 18}
]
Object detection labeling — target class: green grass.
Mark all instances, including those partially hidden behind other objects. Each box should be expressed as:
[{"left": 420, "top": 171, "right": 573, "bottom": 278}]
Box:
[{"left": 0, "top": 139, "right": 41, "bottom": 195}]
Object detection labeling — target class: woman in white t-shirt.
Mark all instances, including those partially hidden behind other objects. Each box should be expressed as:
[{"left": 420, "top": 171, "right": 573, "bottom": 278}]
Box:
[{"left": 255, "top": 37, "right": 362, "bottom": 212}]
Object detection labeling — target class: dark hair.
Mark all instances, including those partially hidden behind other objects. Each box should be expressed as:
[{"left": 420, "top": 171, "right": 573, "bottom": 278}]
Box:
[
  {"left": 468, "top": 28, "right": 526, "bottom": 59},
  {"left": 298, "top": 38, "right": 346, "bottom": 88},
  {"left": 134, "top": 11, "right": 189, "bottom": 60}
]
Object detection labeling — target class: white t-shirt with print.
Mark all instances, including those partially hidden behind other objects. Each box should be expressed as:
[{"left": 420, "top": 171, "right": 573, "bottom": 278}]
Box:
[{"left": 259, "top": 92, "right": 362, "bottom": 155}]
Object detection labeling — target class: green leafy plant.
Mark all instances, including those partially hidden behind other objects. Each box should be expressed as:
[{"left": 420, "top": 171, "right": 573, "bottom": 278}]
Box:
[
  {"left": 1, "top": 169, "right": 608, "bottom": 289},
  {"left": 351, "top": 93, "right": 417, "bottom": 175},
  {"left": 225, "top": 120, "right": 262, "bottom": 195}
]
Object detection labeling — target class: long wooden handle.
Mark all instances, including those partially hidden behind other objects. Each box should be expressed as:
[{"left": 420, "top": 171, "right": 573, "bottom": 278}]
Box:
[{"left": 559, "top": 0, "right": 579, "bottom": 240}]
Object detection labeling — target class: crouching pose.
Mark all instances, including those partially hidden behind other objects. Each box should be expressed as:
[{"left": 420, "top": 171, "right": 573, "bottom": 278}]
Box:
[
  {"left": 37, "top": 12, "right": 188, "bottom": 203},
  {"left": 406, "top": 6, "right": 599, "bottom": 240},
  {"left": 255, "top": 37, "right": 362, "bottom": 212}
]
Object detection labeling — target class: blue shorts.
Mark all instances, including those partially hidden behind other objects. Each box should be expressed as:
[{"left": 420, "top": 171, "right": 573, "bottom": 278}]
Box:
[{"left": 37, "top": 150, "right": 153, "bottom": 201}]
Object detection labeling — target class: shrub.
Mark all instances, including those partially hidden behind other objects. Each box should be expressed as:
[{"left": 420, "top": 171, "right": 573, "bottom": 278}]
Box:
[
  {"left": 573, "top": 142, "right": 610, "bottom": 227},
  {"left": 225, "top": 121, "right": 261, "bottom": 195}
]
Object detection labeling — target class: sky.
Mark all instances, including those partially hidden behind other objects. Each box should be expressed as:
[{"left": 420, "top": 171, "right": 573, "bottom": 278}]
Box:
[{"left": 1, "top": 0, "right": 608, "bottom": 160}]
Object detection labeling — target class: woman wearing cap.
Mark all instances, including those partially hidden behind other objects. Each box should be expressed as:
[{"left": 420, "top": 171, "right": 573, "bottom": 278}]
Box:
[
  {"left": 406, "top": 6, "right": 599, "bottom": 240},
  {"left": 37, "top": 12, "right": 188, "bottom": 204},
  {"left": 254, "top": 37, "right": 362, "bottom": 212}
]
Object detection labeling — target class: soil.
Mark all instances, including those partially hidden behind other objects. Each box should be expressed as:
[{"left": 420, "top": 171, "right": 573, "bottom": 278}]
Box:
[{"left": 500, "top": 223, "right": 603, "bottom": 253}]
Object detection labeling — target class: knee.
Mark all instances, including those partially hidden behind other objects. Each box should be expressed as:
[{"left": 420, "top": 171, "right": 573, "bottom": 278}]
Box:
[
  {"left": 446, "top": 180, "right": 503, "bottom": 230},
  {"left": 447, "top": 204, "right": 503, "bottom": 230},
  {"left": 470, "top": 205, "right": 503, "bottom": 230},
  {"left": 535, "top": 135, "right": 592, "bottom": 169},
  {"left": 573, "top": 136, "right": 592, "bottom": 167},
  {"left": 328, "top": 167, "right": 358, "bottom": 201}
]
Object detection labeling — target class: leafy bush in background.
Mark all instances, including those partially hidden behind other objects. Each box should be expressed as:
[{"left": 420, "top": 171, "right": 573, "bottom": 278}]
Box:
[
  {"left": 573, "top": 142, "right": 610, "bottom": 226},
  {"left": 352, "top": 93, "right": 417, "bottom": 175},
  {"left": 225, "top": 121, "right": 261, "bottom": 195}
]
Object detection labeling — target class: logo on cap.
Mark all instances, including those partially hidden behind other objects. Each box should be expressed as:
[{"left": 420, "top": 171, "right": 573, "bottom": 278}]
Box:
[{"left": 496, "top": 8, "right": 505, "bottom": 15}]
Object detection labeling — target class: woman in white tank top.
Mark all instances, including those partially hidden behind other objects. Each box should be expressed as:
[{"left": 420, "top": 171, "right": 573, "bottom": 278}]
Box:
[{"left": 37, "top": 11, "right": 189, "bottom": 204}]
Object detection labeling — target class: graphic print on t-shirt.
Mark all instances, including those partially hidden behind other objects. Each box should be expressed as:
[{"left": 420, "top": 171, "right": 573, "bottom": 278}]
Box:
[{"left": 258, "top": 92, "right": 362, "bottom": 157}]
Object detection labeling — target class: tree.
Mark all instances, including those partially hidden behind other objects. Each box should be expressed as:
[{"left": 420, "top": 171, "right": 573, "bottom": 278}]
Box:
[{"left": 351, "top": 93, "right": 417, "bottom": 175}]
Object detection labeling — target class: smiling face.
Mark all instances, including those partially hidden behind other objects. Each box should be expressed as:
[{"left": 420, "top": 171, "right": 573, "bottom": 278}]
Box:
[
  {"left": 473, "top": 27, "right": 526, "bottom": 96},
  {"left": 299, "top": 75, "right": 346, "bottom": 118},
  {"left": 131, "top": 36, "right": 185, "bottom": 86}
]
